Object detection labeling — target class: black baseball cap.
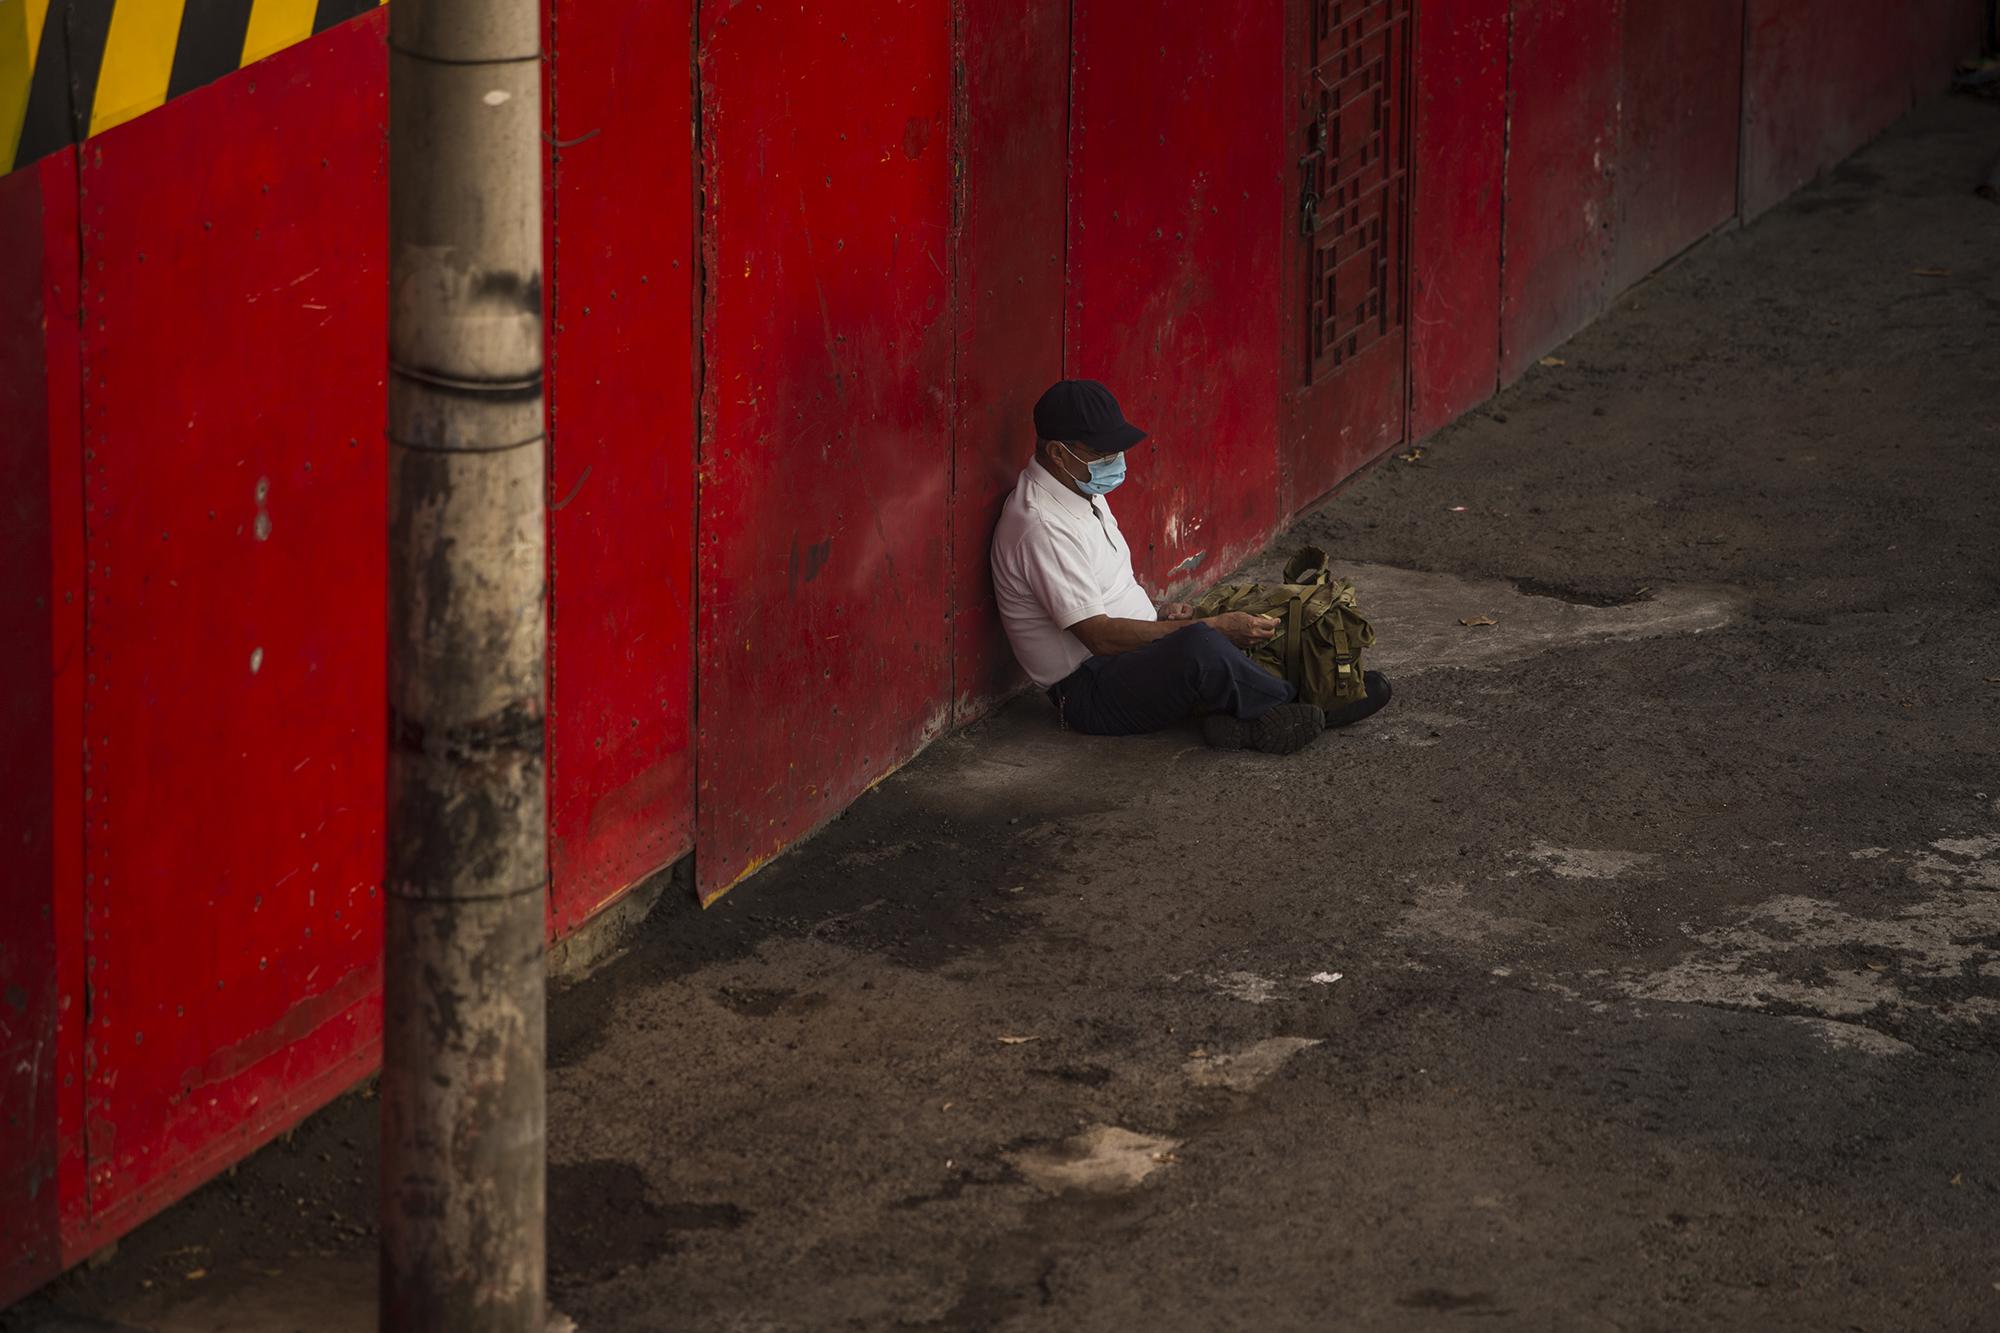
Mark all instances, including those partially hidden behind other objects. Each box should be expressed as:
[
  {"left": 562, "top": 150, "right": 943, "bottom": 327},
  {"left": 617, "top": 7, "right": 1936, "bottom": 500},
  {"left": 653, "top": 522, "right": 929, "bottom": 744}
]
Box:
[{"left": 1033, "top": 379, "right": 1148, "bottom": 454}]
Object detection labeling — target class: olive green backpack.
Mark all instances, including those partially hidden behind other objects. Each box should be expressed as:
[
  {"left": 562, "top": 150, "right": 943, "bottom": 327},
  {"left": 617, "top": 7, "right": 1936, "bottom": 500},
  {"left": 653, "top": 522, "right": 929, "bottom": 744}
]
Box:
[{"left": 1188, "top": 546, "right": 1375, "bottom": 706}]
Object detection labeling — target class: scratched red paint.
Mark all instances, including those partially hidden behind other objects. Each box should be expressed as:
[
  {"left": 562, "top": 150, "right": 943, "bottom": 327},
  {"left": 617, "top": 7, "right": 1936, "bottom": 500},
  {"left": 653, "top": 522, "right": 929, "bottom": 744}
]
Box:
[
  {"left": 1499, "top": 0, "right": 1621, "bottom": 385},
  {"left": 1612, "top": 0, "right": 1743, "bottom": 294},
  {"left": 73, "top": 12, "right": 387, "bottom": 1234},
  {"left": 545, "top": 0, "right": 697, "bottom": 931},
  {"left": 949, "top": 0, "right": 1069, "bottom": 723},
  {"left": 1409, "top": 0, "right": 1506, "bottom": 441},
  {"left": 694, "top": 0, "right": 954, "bottom": 901},
  {"left": 0, "top": 147, "right": 79, "bottom": 1304},
  {"left": 1067, "top": 0, "right": 1284, "bottom": 592}
]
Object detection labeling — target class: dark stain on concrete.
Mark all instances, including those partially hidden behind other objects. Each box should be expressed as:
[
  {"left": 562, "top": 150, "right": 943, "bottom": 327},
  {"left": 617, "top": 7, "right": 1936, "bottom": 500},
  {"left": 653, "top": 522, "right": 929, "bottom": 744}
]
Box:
[{"left": 549, "top": 1160, "right": 745, "bottom": 1287}]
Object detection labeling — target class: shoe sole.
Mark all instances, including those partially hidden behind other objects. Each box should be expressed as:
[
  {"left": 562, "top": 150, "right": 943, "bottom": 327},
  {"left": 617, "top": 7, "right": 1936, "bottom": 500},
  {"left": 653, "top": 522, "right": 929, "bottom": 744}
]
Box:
[
  {"left": 1253, "top": 704, "right": 1325, "bottom": 754},
  {"left": 1204, "top": 703, "right": 1328, "bottom": 755}
]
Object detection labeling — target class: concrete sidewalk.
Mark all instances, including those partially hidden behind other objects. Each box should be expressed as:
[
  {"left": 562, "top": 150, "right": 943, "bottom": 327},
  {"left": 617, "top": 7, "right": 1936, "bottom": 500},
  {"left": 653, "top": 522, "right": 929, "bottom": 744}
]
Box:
[{"left": 10, "top": 94, "right": 2000, "bottom": 1333}]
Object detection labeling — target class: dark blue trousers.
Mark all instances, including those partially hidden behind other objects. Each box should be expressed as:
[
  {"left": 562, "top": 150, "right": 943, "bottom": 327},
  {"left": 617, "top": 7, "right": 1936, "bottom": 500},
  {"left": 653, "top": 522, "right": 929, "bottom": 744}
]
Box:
[{"left": 1050, "top": 623, "right": 1296, "bottom": 736}]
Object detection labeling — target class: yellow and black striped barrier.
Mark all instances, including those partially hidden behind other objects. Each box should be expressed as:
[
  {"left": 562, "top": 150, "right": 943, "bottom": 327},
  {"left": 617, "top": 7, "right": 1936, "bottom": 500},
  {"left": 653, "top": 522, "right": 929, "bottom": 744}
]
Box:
[{"left": 3, "top": 0, "right": 385, "bottom": 174}]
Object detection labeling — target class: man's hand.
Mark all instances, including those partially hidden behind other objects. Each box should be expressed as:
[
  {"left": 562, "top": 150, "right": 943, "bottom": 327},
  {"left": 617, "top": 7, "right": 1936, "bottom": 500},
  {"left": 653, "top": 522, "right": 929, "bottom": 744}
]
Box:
[
  {"left": 1206, "top": 611, "right": 1279, "bottom": 648},
  {"left": 1157, "top": 601, "right": 1196, "bottom": 621}
]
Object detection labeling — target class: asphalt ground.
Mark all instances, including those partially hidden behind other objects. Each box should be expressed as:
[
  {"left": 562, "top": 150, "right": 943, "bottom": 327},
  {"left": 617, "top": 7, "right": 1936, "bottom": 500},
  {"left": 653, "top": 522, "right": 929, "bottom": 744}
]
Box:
[{"left": 8, "top": 92, "right": 1999, "bottom": 1333}]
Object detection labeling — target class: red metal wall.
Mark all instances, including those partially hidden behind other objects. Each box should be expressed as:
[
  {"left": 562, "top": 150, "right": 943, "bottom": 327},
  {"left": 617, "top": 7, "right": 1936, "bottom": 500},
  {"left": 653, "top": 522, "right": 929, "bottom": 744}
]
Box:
[
  {"left": 693, "top": 0, "right": 955, "bottom": 901},
  {"left": 544, "top": 0, "right": 698, "bottom": 931},
  {"left": 1067, "top": 0, "right": 1285, "bottom": 594},
  {"left": 949, "top": 0, "right": 1068, "bottom": 723},
  {"left": 73, "top": 12, "right": 389, "bottom": 1246}
]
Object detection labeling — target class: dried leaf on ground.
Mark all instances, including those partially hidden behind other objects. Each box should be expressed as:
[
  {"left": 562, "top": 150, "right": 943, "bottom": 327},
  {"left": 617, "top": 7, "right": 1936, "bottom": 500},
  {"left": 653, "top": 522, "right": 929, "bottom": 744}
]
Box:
[
  {"left": 997, "top": 1035, "right": 1038, "bottom": 1045},
  {"left": 1460, "top": 615, "right": 1497, "bottom": 628},
  {"left": 1397, "top": 445, "right": 1425, "bottom": 462},
  {"left": 1539, "top": 356, "right": 1566, "bottom": 366}
]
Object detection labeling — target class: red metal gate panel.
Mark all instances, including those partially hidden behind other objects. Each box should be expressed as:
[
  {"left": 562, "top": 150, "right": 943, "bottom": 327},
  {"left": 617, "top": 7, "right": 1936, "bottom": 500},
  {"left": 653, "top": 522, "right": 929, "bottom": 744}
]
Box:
[
  {"left": 1612, "top": 0, "right": 1742, "bottom": 294},
  {"left": 1409, "top": 0, "right": 1505, "bottom": 441},
  {"left": 949, "top": 0, "right": 1068, "bottom": 722},
  {"left": 695, "top": 0, "right": 954, "bottom": 901},
  {"left": 1499, "top": 0, "right": 1620, "bottom": 384},
  {"left": 74, "top": 15, "right": 386, "bottom": 1241},
  {"left": 1068, "top": 0, "right": 1284, "bottom": 590},
  {"left": 1740, "top": 0, "right": 1915, "bottom": 221},
  {"left": 0, "top": 146, "right": 84, "bottom": 1307},
  {"left": 545, "top": 0, "right": 697, "bottom": 931}
]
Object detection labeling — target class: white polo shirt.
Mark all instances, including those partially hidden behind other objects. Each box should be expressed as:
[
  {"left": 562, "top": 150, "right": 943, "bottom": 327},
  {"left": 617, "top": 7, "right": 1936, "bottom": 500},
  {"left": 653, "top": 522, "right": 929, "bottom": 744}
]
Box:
[{"left": 990, "top": 462, "right": 1156, "bottom": 687}]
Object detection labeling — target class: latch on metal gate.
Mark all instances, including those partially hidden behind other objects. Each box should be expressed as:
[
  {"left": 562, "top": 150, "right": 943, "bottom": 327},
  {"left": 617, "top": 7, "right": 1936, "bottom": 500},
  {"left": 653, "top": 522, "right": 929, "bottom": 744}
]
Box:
[{"left": 1298, "top": 74, "right": 1331, "bottom": 237}]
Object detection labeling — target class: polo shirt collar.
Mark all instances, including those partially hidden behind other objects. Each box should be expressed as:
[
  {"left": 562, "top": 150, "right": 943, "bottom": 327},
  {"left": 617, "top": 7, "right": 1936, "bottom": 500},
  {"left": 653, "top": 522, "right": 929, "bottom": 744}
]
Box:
[{"left": 1025, "top": 460, "right": 1099, "bottom": 521}]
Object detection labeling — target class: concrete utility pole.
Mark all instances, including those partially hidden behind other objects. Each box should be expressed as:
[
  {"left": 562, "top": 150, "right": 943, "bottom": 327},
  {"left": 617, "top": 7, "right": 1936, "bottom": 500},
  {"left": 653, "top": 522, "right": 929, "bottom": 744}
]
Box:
[{"left": 380, "top": 0, "right": 547, "bottom": 1326}]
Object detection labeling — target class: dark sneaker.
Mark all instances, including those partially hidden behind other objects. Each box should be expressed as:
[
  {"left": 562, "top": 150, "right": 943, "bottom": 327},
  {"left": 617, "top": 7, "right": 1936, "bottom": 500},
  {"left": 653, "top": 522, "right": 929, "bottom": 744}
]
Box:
[
  {"left": 1324, "top": 670, "right": 1393, "bottom": 729},
  {"left": 1203, "top": 702, "right": 1327, "bottom": 755}
]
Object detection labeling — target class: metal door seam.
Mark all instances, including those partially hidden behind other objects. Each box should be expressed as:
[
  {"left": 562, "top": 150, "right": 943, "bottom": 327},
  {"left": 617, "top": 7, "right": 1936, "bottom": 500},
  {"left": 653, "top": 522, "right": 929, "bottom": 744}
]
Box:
[
  {"left": 72, "top": 119, "right": 96, "bottom": 1232},
  {"left": 689, "top": 0, "right": 707, "bottom": 903},
  {"left": 1495, "top": 0, "right": 1514, "bottom": 394}
]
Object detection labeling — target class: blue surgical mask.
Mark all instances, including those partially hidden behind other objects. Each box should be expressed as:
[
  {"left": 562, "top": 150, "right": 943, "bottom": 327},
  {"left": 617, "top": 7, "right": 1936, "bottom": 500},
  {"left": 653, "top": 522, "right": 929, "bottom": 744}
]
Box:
[{"left": 1062, "top": 443, "right": 1127, "bottom": 496}]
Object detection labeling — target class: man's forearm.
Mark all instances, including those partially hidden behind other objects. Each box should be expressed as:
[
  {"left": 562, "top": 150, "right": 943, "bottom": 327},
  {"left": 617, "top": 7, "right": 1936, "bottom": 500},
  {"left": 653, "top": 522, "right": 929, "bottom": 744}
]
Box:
[
  {"left": 1069, "top": 610, "right": 1271, "bottom": 657},
  {"left": 1071, "top": 615, "right": 1191, "bottom": 657}
]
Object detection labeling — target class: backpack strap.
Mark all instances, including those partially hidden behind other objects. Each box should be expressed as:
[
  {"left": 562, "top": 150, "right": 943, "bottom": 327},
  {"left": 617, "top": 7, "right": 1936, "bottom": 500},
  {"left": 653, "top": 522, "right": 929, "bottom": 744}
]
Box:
[
  {"left": 1284, "top": 595, "right": 1304, "bottom": 690},
  {"left": 1327, "top": 601, "right": 1359, "bottom": 695}
]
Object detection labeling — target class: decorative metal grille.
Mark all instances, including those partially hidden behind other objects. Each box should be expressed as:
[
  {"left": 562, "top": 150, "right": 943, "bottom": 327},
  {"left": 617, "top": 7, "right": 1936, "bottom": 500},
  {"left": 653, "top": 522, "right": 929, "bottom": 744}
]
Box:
[{"left": 1303, "top": 0, "right": 1410, "bottom": 382}]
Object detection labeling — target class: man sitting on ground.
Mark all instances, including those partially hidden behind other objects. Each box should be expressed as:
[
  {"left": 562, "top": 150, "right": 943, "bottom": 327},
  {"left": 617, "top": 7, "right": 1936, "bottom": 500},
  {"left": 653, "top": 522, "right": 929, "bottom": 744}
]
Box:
[{"left": 989, "top": 379, "right": 1391, "bottom": 754}]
